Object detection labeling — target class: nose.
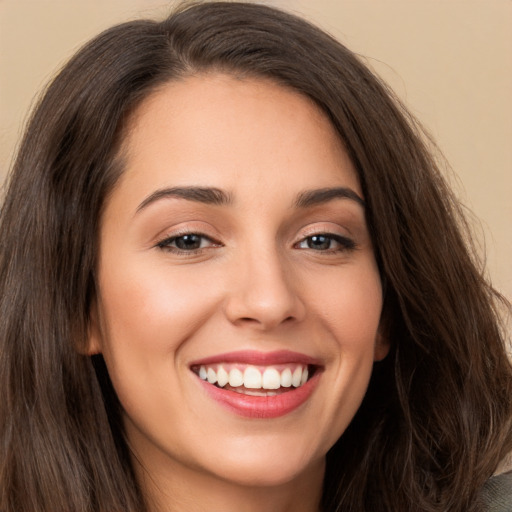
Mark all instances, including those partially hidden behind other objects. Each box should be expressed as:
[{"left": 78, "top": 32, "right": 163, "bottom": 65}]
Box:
[{"left": 223, "top": 249, "right": 306, "bottom": 330}]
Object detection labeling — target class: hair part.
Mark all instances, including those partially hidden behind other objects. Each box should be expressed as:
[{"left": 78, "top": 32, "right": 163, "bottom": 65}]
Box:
[{"left": 1, "top": 2, "right": 511, "bottom": 511}]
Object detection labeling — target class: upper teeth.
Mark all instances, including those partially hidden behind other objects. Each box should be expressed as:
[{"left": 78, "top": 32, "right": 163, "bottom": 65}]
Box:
[{"left": 197, "top": 364, "right": 309, "bottom": 390}]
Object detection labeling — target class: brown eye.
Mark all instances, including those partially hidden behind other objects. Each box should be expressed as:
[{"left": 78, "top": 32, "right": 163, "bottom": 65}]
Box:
[
  {"left": 306, "top": 235, "right": 332, "bottom": 250},
  {"left": 173, "top": 234, "right": 203, "bottom": 250},
  {"left": 157, "top": 233, "right": 219, "bottom": 252}
]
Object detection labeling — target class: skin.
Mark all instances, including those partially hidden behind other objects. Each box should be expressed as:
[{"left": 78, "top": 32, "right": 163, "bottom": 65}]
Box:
[{"left": 88, "top": 74, "right": 388, "bottom": 512}]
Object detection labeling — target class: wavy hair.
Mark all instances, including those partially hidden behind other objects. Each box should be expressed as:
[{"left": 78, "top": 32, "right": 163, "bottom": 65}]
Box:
[{"left": 1, "top": 2, "right": 511, "bottom": 511}]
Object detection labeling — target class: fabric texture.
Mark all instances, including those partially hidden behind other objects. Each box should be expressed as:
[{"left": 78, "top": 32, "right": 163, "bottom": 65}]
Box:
[{"left": 481, "top": 470, "right": 512, "bottom": 511}]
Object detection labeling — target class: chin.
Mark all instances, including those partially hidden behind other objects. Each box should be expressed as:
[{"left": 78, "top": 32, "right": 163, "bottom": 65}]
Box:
[{"left": 202, "top": 447, "right": 324, "bottom": 488}]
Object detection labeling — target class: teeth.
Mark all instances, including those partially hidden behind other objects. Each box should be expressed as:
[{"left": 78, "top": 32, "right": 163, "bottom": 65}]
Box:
[
  {"left": 229, "top": 368, "right": 244, "bottom": 387},
  {"left": 244, "top": 367, "right": 262, "bottom": 389},
  {"left": 196, "top": 363, "right": 311, "bottom": 390},
  {"left": 217, "top": 366, "right": 229, "bottom": 387},
  {"left": 280, "top": 368, "right": 292, "bottom": 388},
  {"left": 300, "top": 367, "right": 308, "bottom": 386},
  {"left": 207, "top": 368, "right": 217, "bottom": 384},
  {"left": 262, "top": 368, "right": 281, "bottom": 389},
  {"left": 291, "top": 367, "right": 302, "bottom": 387}
]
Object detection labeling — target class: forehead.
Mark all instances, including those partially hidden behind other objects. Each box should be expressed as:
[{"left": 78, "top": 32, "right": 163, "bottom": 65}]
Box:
[{"left": 114, "top": 73, "right": 360, "bottom": 206}]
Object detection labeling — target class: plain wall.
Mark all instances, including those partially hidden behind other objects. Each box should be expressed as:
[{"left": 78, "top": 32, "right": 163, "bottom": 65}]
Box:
[{"left": 1, "top": 0, "right": 511, "bottom": 302}]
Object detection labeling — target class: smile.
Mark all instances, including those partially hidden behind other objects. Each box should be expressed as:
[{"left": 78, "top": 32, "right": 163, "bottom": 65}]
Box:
[
  {"left": 193, "top": 363, "right": 310, "bottom": 395},
  {"left": 190, "top": 351, "right": 322, "bottom": 418}
]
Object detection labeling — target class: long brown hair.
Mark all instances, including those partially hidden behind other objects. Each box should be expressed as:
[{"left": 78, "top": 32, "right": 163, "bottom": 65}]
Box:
[{"left": 1, "top": 2, "right": 511, "bottom": 511}]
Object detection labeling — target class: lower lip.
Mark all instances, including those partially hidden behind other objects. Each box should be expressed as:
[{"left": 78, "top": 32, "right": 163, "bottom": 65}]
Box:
[{"left": 197, "top": 372, "right": 320, "bottom": 419}]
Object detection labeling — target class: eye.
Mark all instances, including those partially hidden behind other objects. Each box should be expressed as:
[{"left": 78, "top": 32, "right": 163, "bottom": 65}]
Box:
[
  {"left": 156, "top": 233, "right": 219, "bottom": 253},
  {"left": 296, "top": 234, "right": 356, "bottom": 252}
]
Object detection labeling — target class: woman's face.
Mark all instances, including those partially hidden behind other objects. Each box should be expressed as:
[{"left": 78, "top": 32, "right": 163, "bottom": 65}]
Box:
[{"left": 89, "top": 74, "right": 387, "bottom": 491}]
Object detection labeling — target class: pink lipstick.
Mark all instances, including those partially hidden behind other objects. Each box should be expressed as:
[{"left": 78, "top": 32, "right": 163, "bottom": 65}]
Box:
[{"left": 190, "top": 350, "right": 322, "bottom": 418}]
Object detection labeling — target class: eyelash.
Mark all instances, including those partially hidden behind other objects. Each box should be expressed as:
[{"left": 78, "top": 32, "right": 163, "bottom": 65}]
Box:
[
  {"left": 295, "top": 233, "right": 357, "bottom": 253},
  {"left": 156, "top": 231, "right": 356, "bottom": 255},
  {"left": 156, "top": 232, "right": 221, "bottom": 255}
]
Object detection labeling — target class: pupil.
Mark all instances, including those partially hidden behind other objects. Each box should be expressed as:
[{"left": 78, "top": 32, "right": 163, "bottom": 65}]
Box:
[
  {"left": 176, "top": 235, "right": 201, "bottom": 250},
  {"left": 308, "top": 235, "right": 330, "bottom": 250}
]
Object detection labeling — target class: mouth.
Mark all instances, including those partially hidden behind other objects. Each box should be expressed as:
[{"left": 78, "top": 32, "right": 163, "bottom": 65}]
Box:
[
  {"left": 189, "top": 351, "right": 322, "bottom": 418},
  {"left": 191, "top": 363, "right": 316, "bottom": 396}
]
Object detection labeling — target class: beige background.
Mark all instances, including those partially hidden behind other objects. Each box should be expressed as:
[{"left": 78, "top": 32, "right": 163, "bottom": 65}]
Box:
[{"left": 1, "top": 0, "right": 511, "bottom": 301}]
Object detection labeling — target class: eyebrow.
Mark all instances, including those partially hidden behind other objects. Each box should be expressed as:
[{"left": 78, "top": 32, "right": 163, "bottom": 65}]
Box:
[
  {"left": 136, "top": 185, "right": 364, "bottom": 213},
  {"left": 294, "top": 187, "right": 365, "bottom": 209},
  {"left": 136, "top": 186, "right": 233, "bottom": 213}
]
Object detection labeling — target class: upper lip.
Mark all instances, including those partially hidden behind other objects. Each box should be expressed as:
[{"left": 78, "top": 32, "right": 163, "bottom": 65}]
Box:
[{"left": 189, "top": 349, "right": 322, "bottom": 367}]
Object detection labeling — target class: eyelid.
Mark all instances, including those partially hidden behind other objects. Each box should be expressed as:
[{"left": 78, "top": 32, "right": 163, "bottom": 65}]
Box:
[
  {"left": 156, "top": 232, "right": 214, "bottom": 246},
  {"left": 293, "top": 223, "right": 358, "bottom": 252},
  {"left": 298, "top": 233, "right": 356, "bottom": 249},
  {"left": 296, "top": 222, "right": 352, "bottom": 241},
  {"left": 296, "top": 232, "right": 356, "bottom": 248},
  {"left": 154, "top": 224, "right": 223, "bottom": 255},
  {"left": 152, "top": 220, "right": 221, "bottom": 244}
]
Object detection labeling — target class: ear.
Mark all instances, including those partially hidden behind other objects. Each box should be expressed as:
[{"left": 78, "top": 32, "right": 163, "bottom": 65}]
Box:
[
  {"left": 373, "top": 330, "right": 390, "bottom": 362},
  {"left": 82, "top": 298, "right": 103, "bottom": 355}
]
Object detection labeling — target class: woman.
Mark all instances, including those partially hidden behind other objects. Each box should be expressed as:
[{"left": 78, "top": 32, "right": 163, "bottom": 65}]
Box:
[{"left": 0, "top": 2, "right": 511, "bottom": 511}]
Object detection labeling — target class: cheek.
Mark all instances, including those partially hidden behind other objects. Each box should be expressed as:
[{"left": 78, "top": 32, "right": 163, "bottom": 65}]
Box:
[
  {"left": 308, "top": 262, "right": 383, "bottom": 349},
  {"left": 98, "top": 258, "right": 223, "bottom": 352},
  {"left": 93, "top": 259, "right": 227, "bottom": 422},
  {"left": 304, "top": 262, "right": 383, "bottom": 438},
  {"left": 94, "top": 258, "right": 222, "bottom": 429}
]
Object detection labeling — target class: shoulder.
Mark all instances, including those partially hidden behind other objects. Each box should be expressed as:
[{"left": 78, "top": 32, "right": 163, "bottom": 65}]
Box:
[{"left": 480, "top": 470, "right": 512, "bottom": 511}]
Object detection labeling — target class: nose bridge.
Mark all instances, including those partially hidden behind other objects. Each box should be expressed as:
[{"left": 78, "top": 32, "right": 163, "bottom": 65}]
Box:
[{"left": 224, "top": 239, "right": 305, "bottom": 329}]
